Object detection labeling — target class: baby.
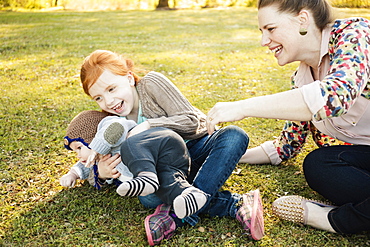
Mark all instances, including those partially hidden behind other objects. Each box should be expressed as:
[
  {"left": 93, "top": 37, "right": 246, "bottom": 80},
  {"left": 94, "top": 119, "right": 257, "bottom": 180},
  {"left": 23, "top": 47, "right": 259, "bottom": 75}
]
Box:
[{"left": 60, "top": 110, "right": 208, "bottom": 219}]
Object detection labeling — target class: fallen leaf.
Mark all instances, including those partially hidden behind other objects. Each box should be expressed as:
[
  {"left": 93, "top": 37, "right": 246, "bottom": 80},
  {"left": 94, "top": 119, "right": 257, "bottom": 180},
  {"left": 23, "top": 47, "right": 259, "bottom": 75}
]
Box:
[{"left": 232, "top": 169, "right": 242, "bottom": 175}]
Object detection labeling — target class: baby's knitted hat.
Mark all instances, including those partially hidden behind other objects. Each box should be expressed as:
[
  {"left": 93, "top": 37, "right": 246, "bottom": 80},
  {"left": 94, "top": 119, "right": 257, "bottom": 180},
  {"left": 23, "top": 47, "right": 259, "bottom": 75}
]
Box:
[{"left": 64, "top": 110, "right": 111, "bottom": 150}]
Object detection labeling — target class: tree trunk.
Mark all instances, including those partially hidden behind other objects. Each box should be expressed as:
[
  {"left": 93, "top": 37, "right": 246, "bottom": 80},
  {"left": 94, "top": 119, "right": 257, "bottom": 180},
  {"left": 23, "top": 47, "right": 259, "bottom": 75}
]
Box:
[{"left": 156, "top": 0, "right": 169, "bottom": 8}]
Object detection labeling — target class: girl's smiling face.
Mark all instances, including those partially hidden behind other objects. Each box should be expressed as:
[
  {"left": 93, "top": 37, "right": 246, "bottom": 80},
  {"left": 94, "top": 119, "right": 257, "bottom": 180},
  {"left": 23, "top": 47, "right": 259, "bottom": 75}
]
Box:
[
  {"left": 258, "top": 5, "right": 302, "bottom": 66},
  {"left": 88, "top": 70, "right": 138, "bottom": 118}
]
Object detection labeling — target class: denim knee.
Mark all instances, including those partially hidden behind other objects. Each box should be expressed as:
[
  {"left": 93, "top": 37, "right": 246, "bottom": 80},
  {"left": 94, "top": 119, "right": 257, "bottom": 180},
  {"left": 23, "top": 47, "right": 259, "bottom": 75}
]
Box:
[
  {"left": 303, "top": 148, "right": 326, "bottom": 188},
  {"left": 220, "top": 125, "right": 249, "bottom": 146},
  {"left": 138, "top": 193, "right": 163, "bottom": 209}
]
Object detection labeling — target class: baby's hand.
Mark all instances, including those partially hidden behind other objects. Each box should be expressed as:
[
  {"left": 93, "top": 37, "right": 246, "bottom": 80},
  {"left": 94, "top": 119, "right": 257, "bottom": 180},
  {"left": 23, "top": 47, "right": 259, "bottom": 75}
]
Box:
[
  {"left": 86, "top": 150, "right": 98, "bottom": 168},
  {"left": 60, "top": 170, "right": 79, "bottom": 188}
]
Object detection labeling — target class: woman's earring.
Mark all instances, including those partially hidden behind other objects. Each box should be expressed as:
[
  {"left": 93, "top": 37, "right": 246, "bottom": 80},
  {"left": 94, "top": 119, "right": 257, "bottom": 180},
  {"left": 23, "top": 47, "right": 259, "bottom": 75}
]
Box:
[{"left": 299, "top": 27, "right": 307, "bottom": 36}]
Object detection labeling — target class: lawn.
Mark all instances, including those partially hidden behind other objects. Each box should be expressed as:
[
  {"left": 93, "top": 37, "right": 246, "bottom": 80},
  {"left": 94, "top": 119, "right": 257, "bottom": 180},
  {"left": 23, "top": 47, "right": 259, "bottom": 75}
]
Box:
[{"left": 1, "top": 7, "right": 370, "bottom": 247}]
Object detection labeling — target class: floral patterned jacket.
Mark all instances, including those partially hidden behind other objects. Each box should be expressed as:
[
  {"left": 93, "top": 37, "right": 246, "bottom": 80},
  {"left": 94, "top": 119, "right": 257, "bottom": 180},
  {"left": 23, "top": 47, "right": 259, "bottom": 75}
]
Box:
[{"left": 261, "top": 18, "right": 370, "bottom": 165}]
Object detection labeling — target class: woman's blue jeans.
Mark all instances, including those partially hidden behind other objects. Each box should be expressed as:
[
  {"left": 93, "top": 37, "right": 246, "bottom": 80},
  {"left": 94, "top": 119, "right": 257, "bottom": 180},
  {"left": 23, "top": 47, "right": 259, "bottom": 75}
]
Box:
[
  {"left": 139, "top": 125, "right": 249, "bottom": 226},
  {"left": 303, "top": 145, "right": 370, "bottom": 234}
]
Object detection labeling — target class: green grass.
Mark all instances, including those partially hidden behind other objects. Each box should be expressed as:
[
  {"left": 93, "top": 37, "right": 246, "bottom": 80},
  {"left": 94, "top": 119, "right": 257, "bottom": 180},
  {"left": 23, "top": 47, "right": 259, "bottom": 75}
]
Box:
[{"left": 1, "top": 7, "right": 370, "bottom": 247}]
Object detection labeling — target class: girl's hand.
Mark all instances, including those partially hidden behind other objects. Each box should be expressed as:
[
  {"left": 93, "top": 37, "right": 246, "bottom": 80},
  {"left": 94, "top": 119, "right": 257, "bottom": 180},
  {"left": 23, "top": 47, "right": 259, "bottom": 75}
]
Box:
[{"left": 97, "top": 154, "right": 122, "bottom": 179}]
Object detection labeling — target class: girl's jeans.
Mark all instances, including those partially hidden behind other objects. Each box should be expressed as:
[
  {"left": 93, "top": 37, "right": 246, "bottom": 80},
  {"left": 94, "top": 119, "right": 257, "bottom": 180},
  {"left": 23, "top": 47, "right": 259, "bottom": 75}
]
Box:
[
  {"left": 139, "top": 125, "right": 249, "bottom": 226},
  {"left": 303, "top": 145, "right": 370, "bottom": 234}
]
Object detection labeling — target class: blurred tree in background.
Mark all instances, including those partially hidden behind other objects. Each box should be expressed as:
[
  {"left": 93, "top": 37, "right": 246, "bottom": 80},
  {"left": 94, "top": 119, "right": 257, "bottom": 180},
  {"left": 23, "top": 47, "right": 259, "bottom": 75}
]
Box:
[
  {"left": 333, "top": 0, "right": 369, "bottom": 7},
  {"left": 156, "top": 0, "right": 169, "bottom": 8},
  {"left": 0, "top": 0, "right": 369, "bottom": 12}
]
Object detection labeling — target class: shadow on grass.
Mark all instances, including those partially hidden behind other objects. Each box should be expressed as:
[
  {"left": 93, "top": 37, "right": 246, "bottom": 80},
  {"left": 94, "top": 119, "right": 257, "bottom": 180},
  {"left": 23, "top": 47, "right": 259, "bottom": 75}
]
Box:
[
  {"left": 2, "top": 183, "right": 151, "bottom": 246},
  {"left": 1, "top": 182, "right": 263, "bottom": 246},
  {"left": 2, "top": 164, "right": 370, "bottom": 246}
]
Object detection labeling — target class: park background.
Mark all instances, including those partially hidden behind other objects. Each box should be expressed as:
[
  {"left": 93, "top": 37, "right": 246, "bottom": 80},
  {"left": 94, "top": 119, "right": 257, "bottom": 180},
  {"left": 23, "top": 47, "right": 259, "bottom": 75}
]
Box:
[
  {"left": 1, "top": 0, "right": 370, "bottom": 10},
  {"left": 1, "top": 0, "right": 370, "bottom": 246}
]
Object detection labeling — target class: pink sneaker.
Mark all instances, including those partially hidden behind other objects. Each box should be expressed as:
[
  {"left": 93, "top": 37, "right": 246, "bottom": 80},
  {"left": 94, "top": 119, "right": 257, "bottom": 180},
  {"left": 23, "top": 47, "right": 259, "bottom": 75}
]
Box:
[
  {"left": 236, "top": 189, "right": 264, "bottom": 240},
  {"left": 144, "top": 204, "right": 176, "bottom": 246}
]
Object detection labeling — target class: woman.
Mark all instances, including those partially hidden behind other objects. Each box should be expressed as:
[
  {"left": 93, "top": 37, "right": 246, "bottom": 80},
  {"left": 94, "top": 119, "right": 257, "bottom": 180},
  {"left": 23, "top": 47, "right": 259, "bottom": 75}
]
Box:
[
  {"left": 79, "top": 50, "right": 265, "bottom": 244},
  {"left": 207, "top": 0, "right": 370, "bottom": 235}
]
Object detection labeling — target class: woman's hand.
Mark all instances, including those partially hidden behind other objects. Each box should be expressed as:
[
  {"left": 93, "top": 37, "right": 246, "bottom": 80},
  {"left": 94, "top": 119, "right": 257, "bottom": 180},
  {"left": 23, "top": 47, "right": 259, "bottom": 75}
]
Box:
[
  {"left": 97, "top": 154, "right": 122, "bottom": 179},
  {"left": 207, "top": 90, "right": 313, "bottom": 135},
  {"left": 207, "top": 101, "right": 246, "bottom": 135}
]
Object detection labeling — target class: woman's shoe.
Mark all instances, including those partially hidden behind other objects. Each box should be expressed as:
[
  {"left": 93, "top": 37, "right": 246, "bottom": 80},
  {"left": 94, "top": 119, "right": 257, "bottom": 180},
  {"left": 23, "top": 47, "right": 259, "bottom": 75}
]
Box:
[{"left": 272, "top": 195, "right": 333, "bottom": 224}]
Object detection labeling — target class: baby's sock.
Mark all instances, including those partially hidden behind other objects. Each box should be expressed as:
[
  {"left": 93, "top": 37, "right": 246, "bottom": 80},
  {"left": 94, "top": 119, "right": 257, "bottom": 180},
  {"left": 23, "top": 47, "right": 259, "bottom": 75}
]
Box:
[
  {"left": 173, "top": 187, "right": 208, "bottom": 219},
  {"left": 116, "top": 171, "right": 159, "bottom": 197}
]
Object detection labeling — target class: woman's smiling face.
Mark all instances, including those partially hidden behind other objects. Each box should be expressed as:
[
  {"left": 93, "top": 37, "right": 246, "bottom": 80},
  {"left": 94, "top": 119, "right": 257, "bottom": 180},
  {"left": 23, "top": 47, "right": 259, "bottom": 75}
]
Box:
[{"left": 258, "top": 5, "right": 302, "bottom": 66}]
